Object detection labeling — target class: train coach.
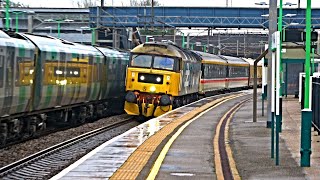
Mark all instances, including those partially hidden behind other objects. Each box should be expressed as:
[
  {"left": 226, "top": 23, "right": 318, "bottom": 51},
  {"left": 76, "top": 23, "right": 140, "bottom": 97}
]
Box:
[
  {"left": 194, "top": 51, "right": 228, "bottom": 96},
  {"left": 221, "top": 55, "right": 250, "bottom": 89},
  {"left": 242, "top": 58, "right": 263, "bottom": 87},
  {"left": 0, "top": 30, "right": 129, "bottom": 145},
  {"left": 193, "top": 51, "right": 250, "bottom": 96}
]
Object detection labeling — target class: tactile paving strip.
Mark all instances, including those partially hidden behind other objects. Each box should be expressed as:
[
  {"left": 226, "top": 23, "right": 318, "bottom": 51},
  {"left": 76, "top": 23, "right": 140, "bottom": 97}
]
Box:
[{"left": 110, "top": 93, "right": 243, "bottom": 180}]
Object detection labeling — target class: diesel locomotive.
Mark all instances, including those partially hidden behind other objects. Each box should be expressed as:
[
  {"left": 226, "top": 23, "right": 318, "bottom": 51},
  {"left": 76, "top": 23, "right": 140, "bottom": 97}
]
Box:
[
  {"left": 124, "top": 43, "right": 201, "bottom": 117},
  {"left": 124, "top": 42, "right": 261, "bottom": 118},
  {"left": 0, "top": 30, "right": 129, "bottom": 145}
]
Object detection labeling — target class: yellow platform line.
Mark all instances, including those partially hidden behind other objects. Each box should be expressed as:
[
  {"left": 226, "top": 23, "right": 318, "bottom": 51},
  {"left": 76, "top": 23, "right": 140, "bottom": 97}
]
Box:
[
  {"left": 214, "top": 99, "right": 248, "bottom": 180},
  {"left": 147, "top": 94, "right": 245, "bottom": 180},
  {"left": 110, "top": 93, "right": 244, "bottom": 180}
]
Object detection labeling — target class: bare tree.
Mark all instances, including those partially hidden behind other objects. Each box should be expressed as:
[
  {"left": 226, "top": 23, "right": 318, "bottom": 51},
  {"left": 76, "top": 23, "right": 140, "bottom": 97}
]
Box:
[
  {"left": 0, "top": 0, "right": 30, "bottom": 7},
  {"left": 73, "top": 0, "right": 99, "bottom": 8},
  {"left": 130, "top": 0, "right": 160, "bottom": 6}
]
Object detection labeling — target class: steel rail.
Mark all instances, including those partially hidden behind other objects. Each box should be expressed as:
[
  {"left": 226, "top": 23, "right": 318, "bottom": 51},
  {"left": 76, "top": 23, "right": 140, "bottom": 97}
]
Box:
[{"left": 0, "top": 117, "right": 134, "bottom": 179}]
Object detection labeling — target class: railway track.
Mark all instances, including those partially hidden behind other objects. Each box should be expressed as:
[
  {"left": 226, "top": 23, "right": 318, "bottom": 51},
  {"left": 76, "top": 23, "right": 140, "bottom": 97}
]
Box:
[
  {"left": 0, "top": 112, "right": 123, "bottom": 150},
  {"left": 0, "top": 117, "right": 135, "bottom": 179},
  {"left": 1, "top": 125, "right": 75, "bottom": 150}
]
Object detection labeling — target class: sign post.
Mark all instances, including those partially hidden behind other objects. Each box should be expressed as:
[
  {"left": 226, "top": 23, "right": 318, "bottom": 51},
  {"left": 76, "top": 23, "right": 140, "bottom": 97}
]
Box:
[
  {"left": 270, "top": 32, "right": 277, "bottom": 159},
  {"left": 275, "top": 30, "right": 281, "bottom": 165},
  {"left": 275, "top": 0, "right": 283, "bottom": 165},
  {"left": 262, "top": 44, "right": 268, "bottom": 116}
]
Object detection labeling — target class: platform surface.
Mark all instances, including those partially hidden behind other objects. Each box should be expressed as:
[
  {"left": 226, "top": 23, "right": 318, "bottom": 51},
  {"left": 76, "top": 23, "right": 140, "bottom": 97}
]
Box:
[{"left": 51, "top": 93, "right": 320, "bottom": 180}]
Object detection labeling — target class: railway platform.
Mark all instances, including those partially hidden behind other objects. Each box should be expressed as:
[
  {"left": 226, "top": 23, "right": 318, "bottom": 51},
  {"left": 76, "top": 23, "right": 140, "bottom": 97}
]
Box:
[{"left": 51, "top": 91, "right": 320, "bottom": 179}]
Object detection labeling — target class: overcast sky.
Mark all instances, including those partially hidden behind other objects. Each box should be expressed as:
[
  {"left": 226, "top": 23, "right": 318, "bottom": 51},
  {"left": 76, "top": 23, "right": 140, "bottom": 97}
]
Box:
[{"left": 9, "top": 0, "right": 320, "bottom": 8}]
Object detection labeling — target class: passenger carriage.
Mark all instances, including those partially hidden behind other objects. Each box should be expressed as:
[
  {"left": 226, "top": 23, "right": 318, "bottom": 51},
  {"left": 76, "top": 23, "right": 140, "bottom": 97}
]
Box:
[
  {"left": 192, "top": 51, "right": 228, "bottom": 96},
  {"left": 242, "top": 58, "right": 263, "bottom": 87},
  {"left": 0, "top": 30, "right": 129, "bottom": 145},
  {"left": 220, "top": 55, "right": 250, "bottom": 90}
]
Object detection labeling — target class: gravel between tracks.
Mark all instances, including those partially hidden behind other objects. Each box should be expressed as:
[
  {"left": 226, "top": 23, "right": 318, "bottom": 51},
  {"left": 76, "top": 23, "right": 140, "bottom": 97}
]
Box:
[{"left": 0, "top": 114, "right": 139, "bottom": 168}]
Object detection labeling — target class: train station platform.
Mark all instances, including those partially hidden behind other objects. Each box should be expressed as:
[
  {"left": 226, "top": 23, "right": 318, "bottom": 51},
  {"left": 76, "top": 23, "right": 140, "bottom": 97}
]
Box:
[{"left": 51, "top": 91, "right": 320, "bottom": 179}]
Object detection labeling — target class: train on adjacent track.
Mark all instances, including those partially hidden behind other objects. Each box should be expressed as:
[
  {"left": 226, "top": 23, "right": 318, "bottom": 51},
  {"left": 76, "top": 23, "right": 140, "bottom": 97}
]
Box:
[
  {"left": 124, "top": 42, "right": 262, "bottom": 118},
  {"left": 0, "top": 30, "right": 129, "bottom": 145},
  {"left": 0, "top": 30, "right": 261, "bottom": 145}
]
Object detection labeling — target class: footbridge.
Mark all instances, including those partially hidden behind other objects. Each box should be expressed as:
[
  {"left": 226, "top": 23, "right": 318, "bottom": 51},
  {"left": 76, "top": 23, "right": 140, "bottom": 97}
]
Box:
[{"left": 90, "top": 7, "right": 320, "bottom": 28}]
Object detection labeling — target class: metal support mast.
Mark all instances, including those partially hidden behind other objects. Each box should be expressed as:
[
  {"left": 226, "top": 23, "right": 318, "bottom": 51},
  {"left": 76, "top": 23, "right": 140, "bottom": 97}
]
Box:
[
  {"left": 300, "top": 0, "right": 312, "bottom": 167},
  {"left": 5, "top": 0, "right": 10, "bottom": 30},
  {"left": 275, "top": 0, "right": 283, "bottom": 166},
  {"left": 268, "top": 0, "right": 277, "bottom": 159}
]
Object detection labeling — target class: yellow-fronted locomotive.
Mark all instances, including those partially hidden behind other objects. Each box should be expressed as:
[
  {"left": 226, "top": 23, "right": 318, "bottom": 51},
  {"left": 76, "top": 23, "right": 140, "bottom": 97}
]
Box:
[
  {"left": 124, "top": 43, "right": 261, "bottom": 118},
  {"left": 124, "top": 43, "right": 201, "bottom": 117}
]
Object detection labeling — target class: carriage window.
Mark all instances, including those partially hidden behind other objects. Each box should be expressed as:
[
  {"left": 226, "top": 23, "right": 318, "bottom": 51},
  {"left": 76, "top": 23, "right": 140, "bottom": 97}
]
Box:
[
  {"left": 54, "top": 67, "right": 80, "bottom": 77},
  {"left": 0, "top": 56, "right": 3, "bottom": 87},
  {"left": 6, "top": 57, "right": 13, "bottom": 86},
  {"left": 131, "top": 54, "right": 152, "bottom": 68}
]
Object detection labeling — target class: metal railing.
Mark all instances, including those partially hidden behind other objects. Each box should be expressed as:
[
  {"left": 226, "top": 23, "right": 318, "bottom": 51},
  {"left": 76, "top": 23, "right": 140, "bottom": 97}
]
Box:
[
  {"left": 312, "top": 77, "right": 320, "bottom": 133},
  {"left": 301, "top": 76, "right": 320, "bottom": 134}
]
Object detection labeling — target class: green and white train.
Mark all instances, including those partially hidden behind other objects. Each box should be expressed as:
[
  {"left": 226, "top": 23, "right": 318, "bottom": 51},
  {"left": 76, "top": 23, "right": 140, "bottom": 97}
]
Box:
[{"left": 0, "top": 30, "right": 129, "bottom": 145}]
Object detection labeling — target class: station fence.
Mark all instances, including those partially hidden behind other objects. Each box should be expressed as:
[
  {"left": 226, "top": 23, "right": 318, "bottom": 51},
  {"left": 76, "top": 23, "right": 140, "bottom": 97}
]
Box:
[{"left": 301, "top": 76, "right": 320, "bottom": 134}]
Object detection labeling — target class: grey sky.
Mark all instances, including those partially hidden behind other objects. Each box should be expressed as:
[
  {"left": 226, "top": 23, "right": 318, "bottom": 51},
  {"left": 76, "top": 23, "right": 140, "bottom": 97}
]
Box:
[{"left": 9, "top": 0, "right": 320, "bottom": 8}]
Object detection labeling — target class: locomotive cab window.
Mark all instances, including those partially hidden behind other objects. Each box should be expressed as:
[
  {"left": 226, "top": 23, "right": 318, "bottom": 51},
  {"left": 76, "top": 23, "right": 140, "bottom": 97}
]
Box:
[
  {"left": 153, "top": 56, "right": 174, "bottom": 70},
  {"left": 130, "top": 53, "right": 179, "bottom": 72},
  {"left": 131, "top": 54, "right": 152, "bottom": 68}
]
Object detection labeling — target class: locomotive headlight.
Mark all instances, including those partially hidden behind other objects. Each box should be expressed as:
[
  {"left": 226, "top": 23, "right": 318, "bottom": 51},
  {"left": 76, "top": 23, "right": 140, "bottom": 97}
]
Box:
[
  {"left": 131, "top": 72, "right": 135, "bottom": 77},
  {"left": 150, "top": 86, "right": 156, "bottom": 92},
  {"left": 166, "top": 76, "right": 170, "bottom": 81},
  {"left": 156, "top": 77, "right": 161, "bottom": 82},
  {"left": 140, "top": 75, "right": 145, "bottom": 81}
]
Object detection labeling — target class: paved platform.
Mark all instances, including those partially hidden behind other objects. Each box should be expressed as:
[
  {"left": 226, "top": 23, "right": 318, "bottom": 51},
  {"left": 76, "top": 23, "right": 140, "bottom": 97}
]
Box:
[
  {"left": 154, "top": 94, "right": 250, "bottom": 179},
  {"left": 50, "top": 92, "right": 320, "bottom": 180},
  {"left": 281, "top": 97, "right": 320, "bottom": 179},
  {"left": 231, "top": 98, "right": 306, "bottom": 179},
  {"left": 51, "top": 93, "right": 244, "bottom": 179},
  {"left": 232, "top": 96, "right": 320, "bottom": 180}
]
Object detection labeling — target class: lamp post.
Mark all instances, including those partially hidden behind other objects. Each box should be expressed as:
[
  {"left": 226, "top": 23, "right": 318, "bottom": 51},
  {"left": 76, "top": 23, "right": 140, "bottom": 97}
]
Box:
[
  {"left": 44, "top": 26, "right": 52, "bottom": 35},
  {"left": 3, "top": 17, "right": 12, "bottom": 29},
  {"left": 12, "top": 10, "right": 34, "bottom": 32},
  {"left": 256, "top": 0, "right": 298, "bottom": 163},
  {"left": 301, "top": 0, "right": 312, "bottom": 167},
  {"left": 181, "top": 31, "right": 185, "bottom": 48},
  {"left": 81, "top": 26, "right": 97, "bottom": 45},
  {"left": 44, "top": 19, "right": 74, "bottom": 38},
  {"left": 5, "top": 0, "right": 10, "bottom": 30},
  {"left": 274, "top": 0, "right": 284, "bottom": 166},
  {"left": 76, "top": 29, "right": 84, "bottom": 44},
  {"left": 175, "top": 28, "right": 185, "bottom": 48},
  {"left": 255, "top": 1, "right": 297, "bottom": 6},
  {"left": 12, "top": 11, "right": 25, "bottom": 32}
]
